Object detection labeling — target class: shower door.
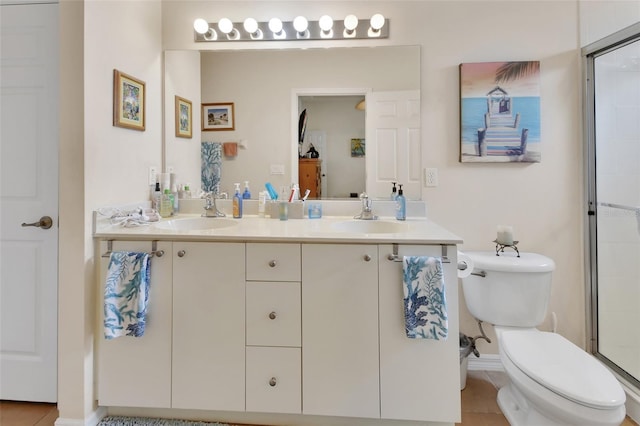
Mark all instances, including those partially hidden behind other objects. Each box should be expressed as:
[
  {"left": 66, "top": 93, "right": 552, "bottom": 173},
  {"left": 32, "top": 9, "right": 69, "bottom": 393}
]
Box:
[{"left": 585, "top": 23, "right": 640, "bottom": 389}]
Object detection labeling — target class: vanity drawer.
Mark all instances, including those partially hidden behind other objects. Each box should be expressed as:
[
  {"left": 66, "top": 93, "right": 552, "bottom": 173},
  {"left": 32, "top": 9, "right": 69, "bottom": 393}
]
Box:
[
  {"left": 246, "top": 346, "right": 301, "bottom": 414},
  {"left": 246, "top": 281, "right": 301, "bottom": 347},
  {"left": 246, "top": 243, "right": 301, "bottom": 282}
]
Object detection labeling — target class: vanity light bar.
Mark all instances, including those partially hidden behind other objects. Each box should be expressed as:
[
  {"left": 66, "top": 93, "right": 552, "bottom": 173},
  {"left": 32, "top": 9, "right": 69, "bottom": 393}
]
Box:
[{"left": 193, "top": 15, "right": 389, "bottom": 42}]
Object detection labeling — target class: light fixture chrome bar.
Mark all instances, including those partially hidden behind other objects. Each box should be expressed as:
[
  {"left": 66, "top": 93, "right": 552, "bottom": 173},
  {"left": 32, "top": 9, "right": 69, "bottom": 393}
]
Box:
[{"left": 194, "top": 19, "right": 389, "bottom": 42}]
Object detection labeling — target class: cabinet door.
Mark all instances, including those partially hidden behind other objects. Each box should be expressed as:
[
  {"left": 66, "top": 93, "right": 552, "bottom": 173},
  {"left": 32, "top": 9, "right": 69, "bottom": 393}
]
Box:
[
  {"left": 378, "top": 244, "right": 460, "bottom": 422},
  {"left": 98, "top": 240, "right": 172, "bottom": 408},
  {"left": 172, "top": 242, "right": 245, "bottom": 411},
  {"left": 301, "top": 244, "right": 379, "bottom": 418}
]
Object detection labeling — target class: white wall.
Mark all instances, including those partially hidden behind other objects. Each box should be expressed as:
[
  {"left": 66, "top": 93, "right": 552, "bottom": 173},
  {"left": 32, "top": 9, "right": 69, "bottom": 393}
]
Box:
[{"left": 579, "top": 0, "right": 640, "bottom": 47}]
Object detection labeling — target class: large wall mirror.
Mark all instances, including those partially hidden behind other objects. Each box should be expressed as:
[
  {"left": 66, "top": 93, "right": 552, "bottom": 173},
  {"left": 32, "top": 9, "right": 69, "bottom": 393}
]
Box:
[{"left": 164, "top": 45, "right": 420, "bottom": 200}]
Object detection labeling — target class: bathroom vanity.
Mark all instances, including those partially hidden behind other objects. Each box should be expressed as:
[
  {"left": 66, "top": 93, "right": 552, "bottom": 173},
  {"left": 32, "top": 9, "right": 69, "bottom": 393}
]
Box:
[{"left": 94, "top": 207, "right": 462, "bottom": 425}]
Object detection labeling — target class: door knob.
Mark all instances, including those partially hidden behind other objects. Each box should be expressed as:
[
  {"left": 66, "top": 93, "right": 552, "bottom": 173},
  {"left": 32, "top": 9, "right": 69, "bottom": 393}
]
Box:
[{"left": 21, "top": 216, "right": 53, "bottom": 230}]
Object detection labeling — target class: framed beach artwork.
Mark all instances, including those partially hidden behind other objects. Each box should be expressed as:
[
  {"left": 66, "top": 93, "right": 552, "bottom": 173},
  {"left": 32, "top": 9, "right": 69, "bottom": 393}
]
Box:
[
  {"left": 459, "top": 61, "right": 541, "bottom": 163},
  {"left": 113, "top": 69, "right": 145, "bottom": 131},
  {"left": 202, "top": 102, "right": 235, "bottom": 131},
  {"left": 175, "top": 96, "right": 192, "bottom": 138}
]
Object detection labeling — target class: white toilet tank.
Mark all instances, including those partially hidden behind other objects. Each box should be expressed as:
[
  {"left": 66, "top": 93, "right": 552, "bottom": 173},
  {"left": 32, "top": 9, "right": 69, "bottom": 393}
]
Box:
[{"left": 462, "top": 251, "right": 556, "bottom": 327}]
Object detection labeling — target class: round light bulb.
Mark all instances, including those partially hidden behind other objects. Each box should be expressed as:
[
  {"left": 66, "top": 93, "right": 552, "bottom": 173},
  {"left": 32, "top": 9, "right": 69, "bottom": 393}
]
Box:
[
  {"left": 370, "top": 13, "right": 385, "bottom": 31},
  {"left": 243, "top": 18, "right": 258, "bottom": 34},
  {"left": 193, "top": 18, "right": 210, "bottom": 35},
  {"left": 319, "top": 15, "right": 333, "bottom": 32},
  {"left": 293, "top": 16, "right": 308, "bottom": 33},
  {"left": 344, "top": 14, "right": 358, "bottom": 31},
  {"left": 218, "top": 18, "right": 234, "bottom": 34},
  {"left": 268, "top": 17, "right": 283, "bottom": 34}
]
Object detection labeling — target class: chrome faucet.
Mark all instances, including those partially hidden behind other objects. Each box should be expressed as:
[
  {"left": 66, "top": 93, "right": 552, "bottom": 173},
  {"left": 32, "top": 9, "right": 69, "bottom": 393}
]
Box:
[
  {"left": 202, "top": 192, "right": 226, "bottom": 217},
  {"left": 354, "top": 192, "right": 378, "bottom": 220}
]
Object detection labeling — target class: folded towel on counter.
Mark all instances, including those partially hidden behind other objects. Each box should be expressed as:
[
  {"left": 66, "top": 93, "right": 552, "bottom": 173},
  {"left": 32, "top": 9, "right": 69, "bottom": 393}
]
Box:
[
  {"left": 104, "top": 251, "right": 151, "bottom": 339},
  {"left": 403, "top": 256, "right": 448, "bottom": 340}
]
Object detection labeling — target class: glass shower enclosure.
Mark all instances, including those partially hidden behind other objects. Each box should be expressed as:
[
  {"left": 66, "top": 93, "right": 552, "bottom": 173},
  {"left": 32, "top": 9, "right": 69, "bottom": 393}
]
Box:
[{"left": 584, "top": 23, "right": 640, "bottom": 389}]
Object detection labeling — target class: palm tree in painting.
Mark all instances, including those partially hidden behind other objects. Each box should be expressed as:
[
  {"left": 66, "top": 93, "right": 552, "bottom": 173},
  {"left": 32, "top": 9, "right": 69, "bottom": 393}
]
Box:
[{"left": 494, "top": 61, "right": 539, "bottom": 83}]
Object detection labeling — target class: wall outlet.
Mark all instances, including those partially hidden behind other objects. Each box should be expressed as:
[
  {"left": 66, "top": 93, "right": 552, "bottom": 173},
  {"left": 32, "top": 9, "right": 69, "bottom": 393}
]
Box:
[
  {"left": 424, "top": 168, "right": 438, "bottom": 187},
  {"left": 148, "top": 167, "right": 158, "bottom": 185},
  {"left": 270, "top": 164, "right": 285, "bottom": 175}
]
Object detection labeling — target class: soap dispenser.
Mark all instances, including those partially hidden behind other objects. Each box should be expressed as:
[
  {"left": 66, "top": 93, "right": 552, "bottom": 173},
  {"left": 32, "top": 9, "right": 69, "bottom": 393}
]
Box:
[
  {"left": 242, "top": 181, "right": 251, "bottom": 199},
  {"left": 390, "top": 182, "right": 398, "bottom": 200},
  {"left": 233, "top": 183, "right": 243, "bottom": 218},
  {"left": 395, "top": 184, "right": 406, "bottom": 221}
]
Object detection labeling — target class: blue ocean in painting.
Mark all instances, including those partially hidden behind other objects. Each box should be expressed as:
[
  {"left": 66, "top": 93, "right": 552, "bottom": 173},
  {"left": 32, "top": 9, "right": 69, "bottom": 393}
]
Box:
[{"left": 461, "top": 96, "right": 540, "bottom": 144}]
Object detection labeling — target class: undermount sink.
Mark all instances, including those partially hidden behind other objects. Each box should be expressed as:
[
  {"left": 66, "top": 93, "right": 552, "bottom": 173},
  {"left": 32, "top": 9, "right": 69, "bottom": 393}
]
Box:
[
  {"left": 331, "top": 220, "right": 409, "bottom": 234},
  {"left": 154, "top": 217, "right": 238, "bottom": 231}
]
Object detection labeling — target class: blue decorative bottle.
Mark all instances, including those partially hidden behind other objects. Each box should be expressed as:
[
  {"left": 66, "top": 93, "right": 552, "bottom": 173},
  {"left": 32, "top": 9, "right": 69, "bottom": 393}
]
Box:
[
  {"left": 395, "top": 184, "right": 406, "bottom": 221},
  {"left": 242, "top": 181, "right": 251, "bottom": 199}
]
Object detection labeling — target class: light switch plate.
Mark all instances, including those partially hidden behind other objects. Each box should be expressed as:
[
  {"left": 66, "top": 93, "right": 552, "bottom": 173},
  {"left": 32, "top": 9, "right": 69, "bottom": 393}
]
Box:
[
  {"left": 270, "top": 164, "right": 285, "bottom": 175},
  {"left": 148, "top": 167, "right": 157, "bottom": 185}
]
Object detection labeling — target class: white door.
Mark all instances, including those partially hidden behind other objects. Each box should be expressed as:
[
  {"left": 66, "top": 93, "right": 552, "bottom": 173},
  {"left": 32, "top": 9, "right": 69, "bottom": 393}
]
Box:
[
  {"left": 366, "top": 90, "right": 421, "bottom": 199},
  {"left": 0, "top": 2, "right": 59, "bottom": 402}
]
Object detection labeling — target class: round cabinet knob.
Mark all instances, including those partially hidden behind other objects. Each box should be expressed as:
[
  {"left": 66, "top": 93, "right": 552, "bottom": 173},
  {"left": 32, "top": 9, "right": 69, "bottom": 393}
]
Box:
[
  {"left": 269, "top": 311, "right": 277, "bottom": 320},
  {"left": 269, "top": 377, "right": 277, "bottom": 387},
  {"left": 363, "top": 254, "right": 371, "bottom": 262},
  {"left": 155, "top": 250, "right": 165, "bottom": 258},
  {"left": 268, "top": 260, "right": 277, "bottom": 268},
  {"left": 177, "top": 250, "right": 186, "bottom": 258}
]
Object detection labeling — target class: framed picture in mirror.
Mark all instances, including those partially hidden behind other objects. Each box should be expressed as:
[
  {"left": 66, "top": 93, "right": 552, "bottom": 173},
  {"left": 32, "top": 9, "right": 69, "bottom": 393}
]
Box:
[
  {"left": 113, "top": 69, "right": 145, "bottom": 131},
  {"left": 175, "top": 96, "right": 192, "bottom": 138},
  {"left": 202, "top": 102, "right": 235, "bottom": 131}
]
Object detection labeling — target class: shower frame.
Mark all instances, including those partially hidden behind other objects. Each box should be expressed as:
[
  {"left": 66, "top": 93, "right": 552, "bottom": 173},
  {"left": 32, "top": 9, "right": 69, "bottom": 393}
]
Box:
[{"left": 583, "top": 22, "right": 640, "bottom": 390}]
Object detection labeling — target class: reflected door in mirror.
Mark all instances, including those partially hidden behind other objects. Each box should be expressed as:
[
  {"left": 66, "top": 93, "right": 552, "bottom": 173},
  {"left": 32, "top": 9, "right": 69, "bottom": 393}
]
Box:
[{"left": 299, "top": 159, "right": 321, "bottom": 199}]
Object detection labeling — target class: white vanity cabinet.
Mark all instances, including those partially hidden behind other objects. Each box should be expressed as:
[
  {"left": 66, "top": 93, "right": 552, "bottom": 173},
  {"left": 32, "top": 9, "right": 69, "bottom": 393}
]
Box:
[
  {"left": 97, "top": 240, "right": 173, "bottom": 408},
  {"left": 245, "top": 243, "right": 302, "bottom": 414},
  {"left": 378, "top": 244, "right": 461, "bottom": 422},
  {"left": 171, "top": 242, "right": 246, "bottom": 411},
  {"left": 301, "top": 244, "right": 380, "bottom": 419}
]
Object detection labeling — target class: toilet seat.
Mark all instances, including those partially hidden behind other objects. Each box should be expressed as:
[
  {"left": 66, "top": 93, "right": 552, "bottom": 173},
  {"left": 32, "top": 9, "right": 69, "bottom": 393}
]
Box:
[{"left": 501, "top": 330, "right": 625, "bottom": 410}]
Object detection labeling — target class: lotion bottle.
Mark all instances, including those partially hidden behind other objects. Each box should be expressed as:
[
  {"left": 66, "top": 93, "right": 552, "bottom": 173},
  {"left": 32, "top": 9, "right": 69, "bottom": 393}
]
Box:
[
  {"left": 390, "top": 182, "right": 398, "bottom": 200},
  {"left": 395, "top": 184, "right": 406, "bottom": 221},
  {"left": 232, "top": 183, "right": 243, "bottom": 218},
  {"left": 242, "top": 181, "right": 251, "bottom": 199},
  {"left": 160, "top": 189, "right": 173, "bottom": 218}
]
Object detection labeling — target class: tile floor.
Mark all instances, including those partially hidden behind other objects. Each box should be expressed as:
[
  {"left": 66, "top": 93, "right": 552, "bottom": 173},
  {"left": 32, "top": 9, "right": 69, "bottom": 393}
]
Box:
[{"left": 0, "top": 372, "right": 638, "bottom": 426}]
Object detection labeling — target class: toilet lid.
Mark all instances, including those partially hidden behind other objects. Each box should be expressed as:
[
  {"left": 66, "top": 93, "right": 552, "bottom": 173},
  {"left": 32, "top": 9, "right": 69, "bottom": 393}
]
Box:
[{"left": 502, "top": 331, "right": 626, "bottom": 409}]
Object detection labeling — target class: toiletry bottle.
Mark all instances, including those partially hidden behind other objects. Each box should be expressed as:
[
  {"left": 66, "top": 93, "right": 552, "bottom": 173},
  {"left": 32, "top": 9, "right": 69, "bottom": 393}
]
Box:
[
  {"left": 391, "top": 182, "right": 397, "bottom": 200},
  {"left": 232, "top": 183, "right": 243, "bottom": 218},
  {"left": 242, "top": 181, "right": 251, "bottom": 199},
  {"left": 184, "top": 184, "right": 191, "bottom": 199},
  {"left": 171, "top": 184, "right": 179, "bottom": 213},
  {"left": 258, "top": 191, "right": 267, "bottom": 217},
  {"left": 153, "top": 181, "right": 162, "bottom": 211},
  {"left": 395, "top": 184, "right": 406, "bottom": 221},
  {"left": 160, "top": 189, "right": 173, "bottom": 218}
]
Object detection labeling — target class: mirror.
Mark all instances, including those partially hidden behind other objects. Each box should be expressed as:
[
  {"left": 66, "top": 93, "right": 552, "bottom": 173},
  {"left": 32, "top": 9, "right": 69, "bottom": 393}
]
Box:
[{"left": 164, "top": 45, "right": 420, "bottom": 199}]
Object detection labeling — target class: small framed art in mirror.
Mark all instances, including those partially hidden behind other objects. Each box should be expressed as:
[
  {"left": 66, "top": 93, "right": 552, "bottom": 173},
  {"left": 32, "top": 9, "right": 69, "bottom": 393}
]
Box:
[{"left": 202, "top": 102, "right": 235, "bottom": 131}]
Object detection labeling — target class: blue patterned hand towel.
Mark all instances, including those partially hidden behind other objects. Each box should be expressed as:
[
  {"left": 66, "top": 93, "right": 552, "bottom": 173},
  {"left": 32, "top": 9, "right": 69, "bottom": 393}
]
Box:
[
  {"left": 403, "top": 256, "right": 448, "bottom": 340},
  {"left": 104, "top": 251, "right": 151, "bottom": 339},
  {"left": 201, "top": 141, "right": 222, "bottom": 193}
]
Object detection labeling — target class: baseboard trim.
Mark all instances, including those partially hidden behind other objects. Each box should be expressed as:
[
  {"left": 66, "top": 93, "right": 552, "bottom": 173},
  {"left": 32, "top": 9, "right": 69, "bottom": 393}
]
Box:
[
  {"left": 54, "top": 406, "right": 106, "bottom": 426},
  {"left": 467, "top": 354, "right": 504, "bottom": 372}
]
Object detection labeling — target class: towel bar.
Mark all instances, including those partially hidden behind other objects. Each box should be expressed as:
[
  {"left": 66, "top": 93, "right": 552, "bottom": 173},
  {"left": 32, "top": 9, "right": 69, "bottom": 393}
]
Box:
[
  {"left": 387, "top": 243, "right": 451, "bottom": 264},
  {"left": 101, "top": 240, "right": 165, "bottom": 258}
]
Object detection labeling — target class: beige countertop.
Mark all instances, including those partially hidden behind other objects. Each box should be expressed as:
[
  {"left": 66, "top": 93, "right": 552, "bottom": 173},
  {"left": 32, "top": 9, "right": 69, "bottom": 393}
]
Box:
[{"left": 94, "top": 213, "right": 463, "bottom": 245}]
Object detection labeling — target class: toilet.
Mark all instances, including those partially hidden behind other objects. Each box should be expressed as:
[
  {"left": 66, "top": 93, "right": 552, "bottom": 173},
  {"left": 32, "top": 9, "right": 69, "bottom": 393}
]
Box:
[{"left": 461, "top": 251, "right": 626, "bottom": 426}]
